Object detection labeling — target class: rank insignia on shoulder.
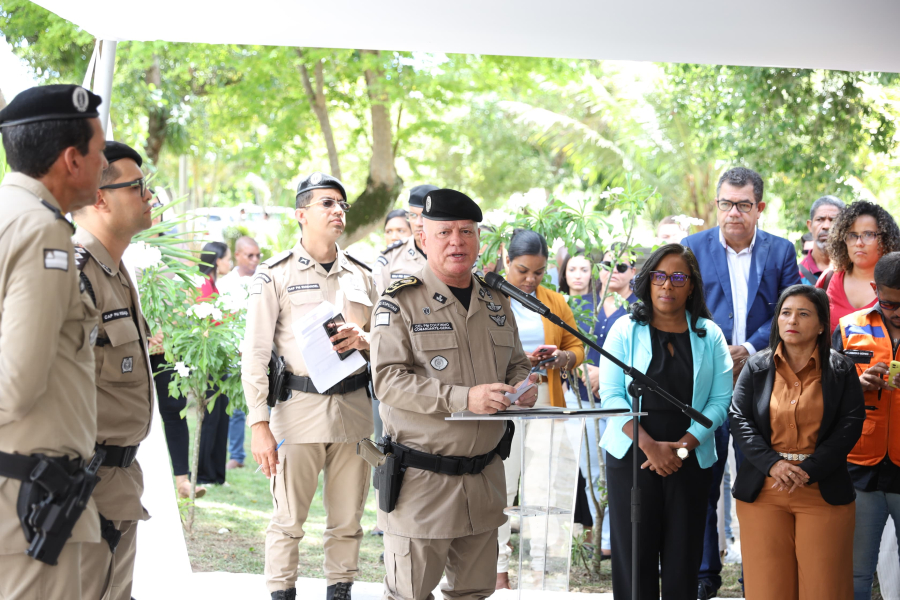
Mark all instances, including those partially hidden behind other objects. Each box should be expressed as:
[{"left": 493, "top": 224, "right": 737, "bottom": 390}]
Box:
[
  {"left": 263, "top": 250, "right": 292, "bottom": 267},
  {"left": 384, "top": 240, "right": 404, "bottom": 253},
  {"left": 383, "top": 275, "right": 422, "bottom": 298},
  {"left": 377, "top": 255, "right": 389, "bottom": 266},
  {"left": 74, "top": 245, "right": 91, "bottom": 271},
  {"left": 254, "top": 273, "right": 272, "bottom": 284},
  {"left": 489, "top": 314, "right": 507, "bottom": 327}
]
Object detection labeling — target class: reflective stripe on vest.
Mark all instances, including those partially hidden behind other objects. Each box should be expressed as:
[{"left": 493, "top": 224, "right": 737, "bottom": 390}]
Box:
[{"left": 840, "top": 309, "right": 900, "bottom": 467}]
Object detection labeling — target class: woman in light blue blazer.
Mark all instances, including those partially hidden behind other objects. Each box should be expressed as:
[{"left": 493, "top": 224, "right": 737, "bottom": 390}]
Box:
[{"left": 599, "top": 243, "right": 733, "bottom": 600}]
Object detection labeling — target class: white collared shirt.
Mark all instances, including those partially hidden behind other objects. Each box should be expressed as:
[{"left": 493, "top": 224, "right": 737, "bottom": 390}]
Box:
[{"left": 719, "top": 227, "right": 757, "bottom": 355}]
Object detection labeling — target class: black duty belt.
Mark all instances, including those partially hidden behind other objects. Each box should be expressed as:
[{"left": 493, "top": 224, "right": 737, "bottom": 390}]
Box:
[
  {"left": 97, "top": 444, "right": 139, "bottom": 468},
  {"left": 285, "top": 372, "right": 369, "bottom": 396},
  {"left": 0, "top": 451, "right": 81, "bottom": 491},
  {"left": 389, "top": 442, "right": 500, "bottom": 476}
]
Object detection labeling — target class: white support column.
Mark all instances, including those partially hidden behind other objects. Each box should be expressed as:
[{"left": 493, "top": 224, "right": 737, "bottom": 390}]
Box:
[{"left": 92, "top": 39, "right": 117, "bottom": 137}]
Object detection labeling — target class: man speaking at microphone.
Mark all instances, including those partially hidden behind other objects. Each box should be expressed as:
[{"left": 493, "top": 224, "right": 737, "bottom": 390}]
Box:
[{"left": 370, "top": 188, "right": 537, "bottom": 600}]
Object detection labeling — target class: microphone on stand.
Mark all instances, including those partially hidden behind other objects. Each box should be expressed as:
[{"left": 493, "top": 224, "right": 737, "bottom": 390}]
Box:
[{"left": 482, "top": 271, "right": 549, "bottom": 316}]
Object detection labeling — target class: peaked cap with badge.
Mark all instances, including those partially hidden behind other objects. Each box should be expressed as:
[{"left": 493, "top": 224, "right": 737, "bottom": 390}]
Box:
[
  {"left": 296, "top": 171, "right": 347, "bottom": 202},
  {"left": 421, "top": 188, "right": 483, "bottom": 222},
  {"left": 0, "top": 84, "right": 102, "bottom": 129}
]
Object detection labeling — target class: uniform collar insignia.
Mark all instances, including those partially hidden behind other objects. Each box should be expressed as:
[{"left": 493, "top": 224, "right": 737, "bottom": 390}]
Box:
[{"left": 72, "top": 226, "right": 119, "bottom": 276}]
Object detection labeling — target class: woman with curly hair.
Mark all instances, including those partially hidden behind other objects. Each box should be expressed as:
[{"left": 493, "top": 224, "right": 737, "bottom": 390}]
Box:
[{"left": 817, "top": 201, "right": 900, "bottom": 333}]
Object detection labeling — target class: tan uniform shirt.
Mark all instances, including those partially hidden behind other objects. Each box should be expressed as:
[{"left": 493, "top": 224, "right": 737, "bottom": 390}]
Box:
[
  {"left": 373, "top": 235, "right": 427, "bottom": 295},
  {"left": 73, "top": 227, "right": 154, "bottom": 522},
  {"left": 0, "top": 173, "right": 100, "bottom": 553},
  {"left": 241, "top": 240, "right": 377, "bottom": 444},
  {"left": 370, "top": 265, "right": 531, "bottom": 539}
]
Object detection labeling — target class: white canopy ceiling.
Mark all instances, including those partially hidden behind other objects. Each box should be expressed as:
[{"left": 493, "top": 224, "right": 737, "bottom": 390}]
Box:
[{"left": 33, "top": 0, "right": 900, "bottom": 73}]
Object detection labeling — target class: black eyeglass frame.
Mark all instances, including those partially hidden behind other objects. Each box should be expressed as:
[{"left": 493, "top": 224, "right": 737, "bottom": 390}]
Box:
[
  {"left": 715, "top": 199, "right": 757, "bottom": 214},
  {"left": 647, "top": 270, "right": 690, "bottom": 287},
  {"left": 99, "top": 177, "right": 153, "bottom": 198}
]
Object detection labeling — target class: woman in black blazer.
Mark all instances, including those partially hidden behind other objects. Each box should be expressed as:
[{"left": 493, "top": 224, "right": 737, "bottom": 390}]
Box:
[{"left": 730, "top": 285, "right": 864, "bottom": 600}]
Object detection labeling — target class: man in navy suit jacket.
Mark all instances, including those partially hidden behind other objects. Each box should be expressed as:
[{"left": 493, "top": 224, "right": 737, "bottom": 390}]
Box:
[{"left": 681, "top": 167, "right": 801, "bottom": 599}]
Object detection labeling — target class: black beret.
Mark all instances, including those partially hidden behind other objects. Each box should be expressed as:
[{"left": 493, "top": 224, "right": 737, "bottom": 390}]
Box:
[
  {"left": 104, "top": 141, "right": 143, "bottom": 168},
  {"left": 408, "top": 184, "right": 439, "bottom": 208},
  {"left": 296, "top": 172, "right": 346, "bottom": 201},
  {"left": 422, "top": 189, "right": 483, "bottom": 223},
  {"left": 0, "top": 84, "right": 102, "bottom": 129}
]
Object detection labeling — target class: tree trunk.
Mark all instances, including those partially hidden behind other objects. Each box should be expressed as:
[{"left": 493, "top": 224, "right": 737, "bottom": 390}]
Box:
[
  {"left": 339, "top": 50, "right": 402, "bottom": 246},
  {"left": 145, "top": 57, "right": 167, "bottom": 165},
  {"left": 297, "top": 51, "right": 342, "bottom": 181},
  {"left": 185, "top": 391, "right": 205, "bottom": 534}
]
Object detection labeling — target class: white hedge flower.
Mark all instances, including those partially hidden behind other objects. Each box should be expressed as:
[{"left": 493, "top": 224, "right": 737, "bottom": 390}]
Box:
[
  {"left": 598, "top": 186, "right": 625, "bottom": 200},
  {"left": 672, "top": 214, "right": 706, "bottom": 229},
  {"left": 188, "top": 302, "right": 223, "bottom": 321},
  {"left": 124, "top": 242, "right": 163, "bottom": 269},
  {"left": 174, "top": 362, "right": 192, "bottom": 377}
]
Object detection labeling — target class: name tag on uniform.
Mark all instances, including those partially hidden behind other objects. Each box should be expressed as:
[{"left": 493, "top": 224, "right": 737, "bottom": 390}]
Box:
[
  {"left": 844, "top": 349, "right": 874, "bottom": 364},
  {"left": 391, "top": 273, "right": 411, "bottom": 280},
  {"left": 102, "top": 308, "right": 131, "bottom": 323},
  {"left": 43, "top": 249, "right": 69, "bottom": 271},
  {"left": 412, "top": 322, "right": 453, "bottom": 332},
  {"left": 288, "top": 284, "right": 320, "bottom": 293}
]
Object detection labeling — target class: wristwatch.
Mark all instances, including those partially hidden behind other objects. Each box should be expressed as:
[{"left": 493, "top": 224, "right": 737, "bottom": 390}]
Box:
[{"left": 676, "top": 447, "right": 689, "bottom": 459}]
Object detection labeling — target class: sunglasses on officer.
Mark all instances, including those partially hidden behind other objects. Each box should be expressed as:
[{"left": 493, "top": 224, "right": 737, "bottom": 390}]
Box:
[
  {"left": 869, "top": 282, "right": 900, "bottom": 312},
  {"left": 303, "top": 197, "right": 351, "bottom": 212},
  {"left": 99, "top": 177, "right": 153, "bottom": 198},
  {"left": 647, "top": 271, "right": 690, "bottom": 287},
  {"left": 601, "top": 260, "right": 632, "bottom": 273}
]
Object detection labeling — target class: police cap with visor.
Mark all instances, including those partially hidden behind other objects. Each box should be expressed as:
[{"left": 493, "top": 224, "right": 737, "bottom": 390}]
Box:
[
  {"left": 408, "top": 184, "right": 439, "bottom": 209},
  {"left": 0, "top": 84, "right": 103, "bottom": 128},
  {"left": 421, "top": 189, "right": 483, "bottom": 223},
  {"left": 296, "top": 172, "right": 347, "bottom": 201}
]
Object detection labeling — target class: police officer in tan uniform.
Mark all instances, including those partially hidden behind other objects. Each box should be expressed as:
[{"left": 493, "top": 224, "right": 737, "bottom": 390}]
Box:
[
  {"left": 373, "top": 185, "right": 437, "bottom": 294},
  {"left": 72, "top": 141, "right": 155, "bottom": 600},
  {"left": 0, "top": 85, "right": 108, "bottom": 599},
  {"left": 370, "top": 189, "right": 538, "bottom": 600},
  {"left": 243, "top": 172, "right": 377, "bottom": 600}
]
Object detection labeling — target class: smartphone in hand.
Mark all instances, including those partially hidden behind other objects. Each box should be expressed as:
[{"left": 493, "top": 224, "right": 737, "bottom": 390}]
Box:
[
  {"left": 889, "top": 361, "right": 900, "bottom": 389},
  {"left": 324, "top": 313, "right": 355, "bottom": 361},
  {"left": 533, "top": 344, "right": 557, "bottom": 356}
]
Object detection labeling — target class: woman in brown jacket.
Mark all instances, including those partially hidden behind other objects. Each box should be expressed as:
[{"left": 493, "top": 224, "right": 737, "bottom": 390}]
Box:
[{"left": 495, "top": 229, "right": 585, "bottom": 589}]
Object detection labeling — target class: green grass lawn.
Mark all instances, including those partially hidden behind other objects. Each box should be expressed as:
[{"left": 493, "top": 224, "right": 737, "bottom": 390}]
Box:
[{"left": 181, "top": 418, "right": 864, "bottom": 598}]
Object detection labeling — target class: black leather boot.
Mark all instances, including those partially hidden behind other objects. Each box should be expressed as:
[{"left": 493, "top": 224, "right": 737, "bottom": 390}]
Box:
[
  {"left": 271, "top": 589, "right": 296, "bottom": 600},
  {"left": 326, "top": 581, "right": 352, "bottom": 600}
]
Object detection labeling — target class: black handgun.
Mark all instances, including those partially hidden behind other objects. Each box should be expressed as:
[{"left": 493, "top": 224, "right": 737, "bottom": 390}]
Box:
[{"left": 267, "top": 350, "right": 290, "bottom": 407}]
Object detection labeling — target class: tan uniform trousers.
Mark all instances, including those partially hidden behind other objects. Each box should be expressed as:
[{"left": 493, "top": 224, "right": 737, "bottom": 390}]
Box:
[
  {"left": 266, "top": 442, "right": 370, "bottom": 592},
  {"left": 0, "top": 542, "right": 81, "bottom": 600},
  {"left": 737, "top": 478, "right": 855, "bottom": 600},
  {"left": 80, "top": 520, "right": 137, "bottom": 600},
  {"left": 382, "top": 529, "right": 498, "bottom": 600}
]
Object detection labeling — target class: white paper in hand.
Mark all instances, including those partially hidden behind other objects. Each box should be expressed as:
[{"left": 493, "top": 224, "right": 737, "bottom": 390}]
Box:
[
  {"left": 292, "top": 301, "right": 366, "bottom": 392},
  {"left": 504, "top": 379, "right": 535, "bottom": 404}
]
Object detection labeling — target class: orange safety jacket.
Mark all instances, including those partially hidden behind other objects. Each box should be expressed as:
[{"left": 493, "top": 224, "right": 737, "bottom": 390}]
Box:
[{"left": 840, "top": 307, "right": 900, "bottom": 467}]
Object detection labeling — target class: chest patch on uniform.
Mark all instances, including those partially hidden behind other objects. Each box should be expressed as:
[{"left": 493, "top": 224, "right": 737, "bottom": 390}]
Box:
[
  {"left": 431, "top": 355, "right": 449, "bottom": 371},
  {"left": 486, "top": 302, "right": 502, "bottom": 312},
  {"left": 378, "top": 300, "right": 400, "bottom": 313},
  {"left": 377, "top": 255, "right": 389, "bottom": 266},
  {"left": 250, "top": 283, "right": 262, "bottom": 295},
  {"left": 288, "top": 284, "right": 320, "bottom": 293},
  {"left": 844, "top": 349, "right": 874, "bottom": 364},
  {"left": 43, "top": 249, "right": 69, "bottom": 271},
  {"left": 422, "top": 307, "right": 431, "bottom": 315},
  {"left": 299, "top": 257, "right": 311, "bottom": 266},
  {"left": 376, "top": 312, "right": 391, "bottom": 327},
  {"left": 490, "top": 314, "right": 507, "bottom": 327},
  {"left": 254, "top": 273, "right": 272, "bottom": 283},
  {"left": 102, "top": 308, "right": 131, "bottom": 323},
  {"left": 413, "top": 322, "right": 453, "bottom": 332},
  {"left": 391, "top": 273, "right": 411, "bottom": 279},
  {"left": 433, "top": 293, "right": 447, "bottom": 304},
  {"left": 478, "top": 288, "right": 486, "bottom": 298},
  {"left": 408, "top": 248, "right": 415, "bottom": 256},
  {"left": 122, "top": 357, "right": 134, "bottom": 373}
]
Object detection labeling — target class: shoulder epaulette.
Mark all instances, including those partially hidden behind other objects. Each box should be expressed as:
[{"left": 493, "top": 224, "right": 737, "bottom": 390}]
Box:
[
  {"left": 474, "top": 273, "right": 489, "bottom": 287},
  {"left": 345, "top": 252, "right": 372, "bottom": 272},
  {"left": 74, "top": 244, "right": 91, "bottom": 271},
  {"left": 383, "top": 275, "right": 423, "bottom": 298},
  {"left": 42, "top": 200, "right": 75, "bottom": 233},
  {"left": 382, "top": 240, "right": 404, "bottom": 254},
  {"left": 263, "top": 249, "right": 292, "bottom": 267}
]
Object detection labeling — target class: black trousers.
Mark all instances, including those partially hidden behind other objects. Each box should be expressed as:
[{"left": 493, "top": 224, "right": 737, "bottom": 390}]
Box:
[
  {"left": 607, "top": 447, "right": 712, "bottom": 600},
  {"left": 574, "top": 470, "right": 594, "bottom": 528},
  {"left": 152, "top": 354, "right": 189, "bottom": 476},
  {"left": 197, "top": 387, "right": 229, "bottom": 485}
]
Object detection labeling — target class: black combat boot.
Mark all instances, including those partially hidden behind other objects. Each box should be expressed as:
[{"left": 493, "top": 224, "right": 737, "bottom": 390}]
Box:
[
  {"left": 326, "top": 581, "right": 352, "bottom": 600},
  {"left": 271, "top": 589, "right": 296, "bottom": 600}
]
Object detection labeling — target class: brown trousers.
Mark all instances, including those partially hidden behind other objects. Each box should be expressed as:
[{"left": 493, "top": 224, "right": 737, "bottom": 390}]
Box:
[
  {"left": 80, "top": 519, "right": 138, "bottom": 600},
  {"left": 0, "top": 542, "right": 82, "bottom": 600},
  {"left": 382, "top": 529, "right": 498, "bottom": 600},
  {"left": 265, "top": 442, "right": 370, "bottom": 593},
  {"left": 736, "top": 477, "right": 855, "bottom": 600}
]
